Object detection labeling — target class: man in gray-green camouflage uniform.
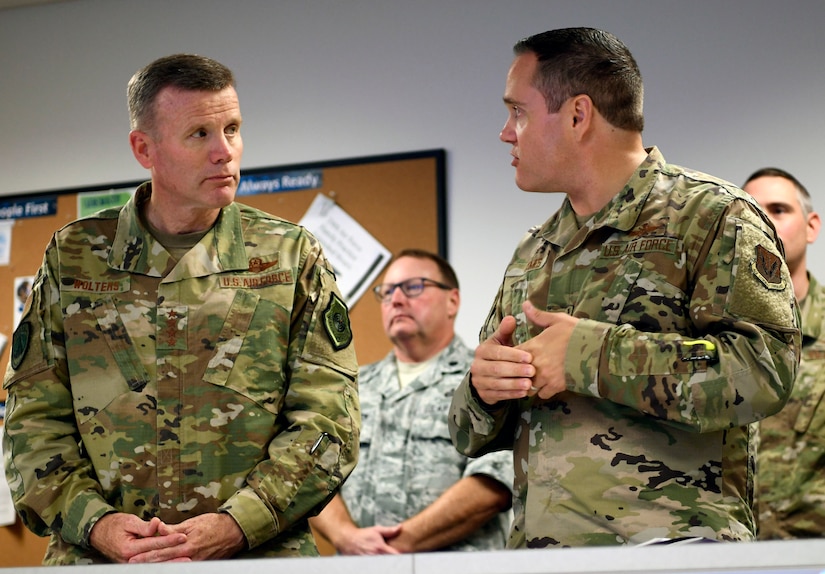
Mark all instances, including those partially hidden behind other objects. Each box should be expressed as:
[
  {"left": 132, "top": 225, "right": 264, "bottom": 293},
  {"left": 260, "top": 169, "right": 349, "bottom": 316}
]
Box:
[
  {"left": 744, "top": 168, "right": 825, "bottom": 539},
  {"left": 311, "top": 250, "right": 512, "bottom": 553},
  {"left": 2, "top": 54, "right": 359, "bottom": 564},
  {"left": 449, "top": 28, "right": 801, "bottom": 549}
]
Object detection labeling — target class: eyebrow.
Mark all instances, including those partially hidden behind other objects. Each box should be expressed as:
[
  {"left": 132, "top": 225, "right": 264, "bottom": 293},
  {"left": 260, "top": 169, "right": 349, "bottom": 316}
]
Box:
[{"left": 762, "top": 200, "right": 794, "bottom": 210}]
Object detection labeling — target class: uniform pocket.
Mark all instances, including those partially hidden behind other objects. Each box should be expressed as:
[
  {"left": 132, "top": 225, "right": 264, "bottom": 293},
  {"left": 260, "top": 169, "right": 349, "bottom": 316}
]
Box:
[
  {"left": 202, "top": 289, "right": 287, "bottom": 416},
  {"left": 71, "top": 296, "right": 148, "bottom": 424}
]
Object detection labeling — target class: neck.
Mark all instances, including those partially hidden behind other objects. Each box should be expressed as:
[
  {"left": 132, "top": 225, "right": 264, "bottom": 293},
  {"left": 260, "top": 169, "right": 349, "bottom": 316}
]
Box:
[
  {"left": 568, "top": 129, "right": 647, "bottom": 216},
  {"left": 145, "top": 197, "right": 220, "bottom": 235},
  {"left": 791, "top": 265, "right": 810, "bottom": 301},
  {"left": 393, "top": 332, "right": 453, "bottom": 364}
]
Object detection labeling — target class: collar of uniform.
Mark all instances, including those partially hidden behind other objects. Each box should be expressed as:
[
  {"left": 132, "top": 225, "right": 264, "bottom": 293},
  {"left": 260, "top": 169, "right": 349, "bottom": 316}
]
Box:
[
  {"left": 372, "top": 336, "right": 469, "bottom": 399},
  {"left": 539, "top": 146, "right": 666, "bottom": 249},
  {"left": 108, "top": 182, "right": 249, "bottom": 277}
]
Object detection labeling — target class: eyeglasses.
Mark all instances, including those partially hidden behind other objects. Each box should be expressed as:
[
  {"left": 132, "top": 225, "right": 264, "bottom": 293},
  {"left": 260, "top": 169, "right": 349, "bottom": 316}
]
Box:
[{"left": 372, "top": 277, "right": 454, "bottom": 303}]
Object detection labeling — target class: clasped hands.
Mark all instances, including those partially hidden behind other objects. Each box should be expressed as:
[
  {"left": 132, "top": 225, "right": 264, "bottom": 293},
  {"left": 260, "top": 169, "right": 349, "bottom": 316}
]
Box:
[
  {"left": 89, "top": 511, "right": 246, "bottom": 563},
  {"left": 470, "top": 301, "right": 578, "bottom": 406}
]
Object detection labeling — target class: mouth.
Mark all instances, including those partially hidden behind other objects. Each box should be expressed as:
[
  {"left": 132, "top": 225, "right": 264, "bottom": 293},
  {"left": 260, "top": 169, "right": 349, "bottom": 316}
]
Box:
[
  {"left": 389, "top": 314, "right": 413, "bottom": 325},
  {"left": 207, "top": 174, "right": 237, "bottom": 185}
]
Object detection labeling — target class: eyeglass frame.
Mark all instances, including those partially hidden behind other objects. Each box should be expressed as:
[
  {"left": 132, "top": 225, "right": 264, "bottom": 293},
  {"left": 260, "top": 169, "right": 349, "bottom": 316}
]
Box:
[{"left": 372, "top": 276, "right": 455, "bottom": 303}]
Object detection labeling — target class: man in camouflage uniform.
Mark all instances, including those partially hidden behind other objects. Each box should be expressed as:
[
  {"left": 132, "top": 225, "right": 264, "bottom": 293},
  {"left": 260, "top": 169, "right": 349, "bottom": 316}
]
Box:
[
  {"left": 744, "top": 168, "right": 825, "bottom": 539},
  {"left": 449, "top": 28, "right": 801, "bottom": 548},
  {"left": 311, "top": 250, "right": 513, "bottom": 553},
  {"left": 2, "top": 54, "right": 359, "bottom": 564}
]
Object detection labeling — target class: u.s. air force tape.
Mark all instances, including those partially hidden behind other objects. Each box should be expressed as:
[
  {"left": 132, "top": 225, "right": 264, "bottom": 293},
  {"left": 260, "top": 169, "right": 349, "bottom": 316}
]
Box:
[{"left": 323, "top": 292, "right": 352, "bottom": 351}]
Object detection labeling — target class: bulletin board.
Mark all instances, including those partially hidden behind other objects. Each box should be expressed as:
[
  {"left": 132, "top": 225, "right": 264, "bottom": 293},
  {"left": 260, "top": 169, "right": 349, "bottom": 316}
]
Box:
[{"left": 0, "top": 148, "right": 445, "bottom": 566}]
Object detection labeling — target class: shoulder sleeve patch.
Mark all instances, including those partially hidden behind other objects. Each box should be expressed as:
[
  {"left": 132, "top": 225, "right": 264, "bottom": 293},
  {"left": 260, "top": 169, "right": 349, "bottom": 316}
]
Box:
[
  {"left": 323, "top": 292, "right": 353, "bottom": 351},
  {"left": 752, "top": 244, "right": 786, "bottom": 290},
  {"left": 10, "top": 320, "right": 31, "bottom": 370},
  {"left": 726, "top": 218, "right": 795, "bottom": 329}
]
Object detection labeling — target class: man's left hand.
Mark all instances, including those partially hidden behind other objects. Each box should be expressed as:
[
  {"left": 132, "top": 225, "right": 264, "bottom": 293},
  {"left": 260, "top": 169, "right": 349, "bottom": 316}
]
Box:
[
  {"left": 517, "top": 301, "right": 579, "bottom": 400},
  {"left": 129, "top": 513, "right": 246, "bottom": 562}
]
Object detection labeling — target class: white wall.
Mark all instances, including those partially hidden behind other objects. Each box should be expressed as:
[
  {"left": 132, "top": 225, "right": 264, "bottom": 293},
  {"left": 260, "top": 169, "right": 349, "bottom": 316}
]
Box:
[{"left": 1, "top": 0, "right": 823, "bottom": 349}]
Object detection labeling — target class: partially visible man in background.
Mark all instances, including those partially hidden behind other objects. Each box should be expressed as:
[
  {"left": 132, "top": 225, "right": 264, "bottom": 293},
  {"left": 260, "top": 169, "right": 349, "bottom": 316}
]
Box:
[
  {"left": 744, "top": 167, "right": 825, "bottom": 539},
  {"left": 311, "top": 249, "right": 513, "bottom": 554}
]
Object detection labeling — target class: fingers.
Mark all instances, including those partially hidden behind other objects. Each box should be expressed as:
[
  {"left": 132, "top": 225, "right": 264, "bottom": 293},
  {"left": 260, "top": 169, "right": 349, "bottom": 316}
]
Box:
[
  {"left": 128, "top": 542, "right": 193, "bottom": 564},
  {"left": 491, "top": 315, "right": 519, "bottom": 346},
  {"left": 89, "top": 513, "right": 188, "bottom": 563},
  {"left": 339, "top": 526, "right": 402, "bottom": 555},
  {"left": 522, "top": 300, "right": 560, "bottom": 329},
  {"left": 470, "top": 353, "right": 535, "bottom": 404},
  {"left": 376, "top": 524, "right": 403, "bottom": 540}
]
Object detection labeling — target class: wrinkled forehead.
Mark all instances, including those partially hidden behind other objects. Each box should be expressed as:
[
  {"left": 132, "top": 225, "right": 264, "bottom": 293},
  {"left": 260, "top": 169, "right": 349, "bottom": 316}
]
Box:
[{"left": 383, "top": 256, "right": 441, "bottom": 283}]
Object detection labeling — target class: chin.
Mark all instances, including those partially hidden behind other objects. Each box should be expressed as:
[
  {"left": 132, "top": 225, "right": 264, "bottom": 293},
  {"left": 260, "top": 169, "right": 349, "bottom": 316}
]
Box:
[
  {"left": 213, "top": 188, "right": 238, "bottom": 207},
  {"left": 389, "top": 326, "right": 417, "bottom": 339}
]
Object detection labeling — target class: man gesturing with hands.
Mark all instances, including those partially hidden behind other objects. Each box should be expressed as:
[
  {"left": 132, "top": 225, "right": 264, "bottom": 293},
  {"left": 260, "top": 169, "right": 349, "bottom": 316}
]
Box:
[{"left": 449, "top": 28, "right": 800, "bottom": 550}]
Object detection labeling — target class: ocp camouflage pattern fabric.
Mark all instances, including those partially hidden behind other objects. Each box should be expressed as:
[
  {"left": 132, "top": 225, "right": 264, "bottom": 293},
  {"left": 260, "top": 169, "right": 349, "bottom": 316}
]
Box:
[
  {"left": 758, "top": 272, "right": 825, "bottom": 539},
  {"left": 450, "top": 147, "right": 800, "bottom": 549},
  {"left": 3, "top": 183, "right": 360, "bottom": 564}
]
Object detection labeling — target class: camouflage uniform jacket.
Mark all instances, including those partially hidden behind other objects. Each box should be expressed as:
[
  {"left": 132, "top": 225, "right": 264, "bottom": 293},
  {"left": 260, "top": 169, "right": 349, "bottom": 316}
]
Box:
[
  {"left": 2, "top": 183, "right": 360, "bottom": 564},
  {"left": 758, "top": 272, "right": 825, "bottom": 538},
  {"left": 342, "top": 336, "right": 513, "bottom": 551},
  {"left": 449, "top": 147, "right": 801, "bottom": 548}
]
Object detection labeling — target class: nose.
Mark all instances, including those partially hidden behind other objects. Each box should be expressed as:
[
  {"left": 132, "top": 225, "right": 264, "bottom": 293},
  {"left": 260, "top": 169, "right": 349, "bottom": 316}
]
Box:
[
  {"left": 211, "top": 133, "right": 239, "bottom": 164},
  {"left": 388, "top": 284, "right": 408, "bottom": 304},
  {"left": 500, "top": 118, "right": 516, "bottom": 144}
]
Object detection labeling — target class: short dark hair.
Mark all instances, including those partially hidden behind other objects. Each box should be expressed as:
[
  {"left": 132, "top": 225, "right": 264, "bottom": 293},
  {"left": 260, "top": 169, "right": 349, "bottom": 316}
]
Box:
[
  {"left": 514, "top": 27, "right": 644, "bottom": 132},
  {"left": 395, "top": 249, "right": 459, "bottom": 289},
  {"left": 127, "top": 53, "right": 235, "bottom": 133},
  {"left": 745, "top": 167, "right": 813, "bottom": 217}
]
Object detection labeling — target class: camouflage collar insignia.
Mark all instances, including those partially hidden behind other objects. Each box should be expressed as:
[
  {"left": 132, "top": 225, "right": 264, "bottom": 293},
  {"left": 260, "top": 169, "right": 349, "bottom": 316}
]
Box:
[
  {"left": 323, "top": 292, "right": 353, "bottom": 351},
  {"left": 10, "top": 320, "right": 31, "bottom": 370},
  {"left": 752, "top": 244, "right": 786, "bottom": 290}
]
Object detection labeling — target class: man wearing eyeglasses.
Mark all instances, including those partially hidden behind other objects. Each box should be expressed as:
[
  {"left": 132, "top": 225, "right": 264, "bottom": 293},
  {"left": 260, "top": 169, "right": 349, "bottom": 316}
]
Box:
[{"left": 310, "top": 249, "right": 513, "bottom": 554}]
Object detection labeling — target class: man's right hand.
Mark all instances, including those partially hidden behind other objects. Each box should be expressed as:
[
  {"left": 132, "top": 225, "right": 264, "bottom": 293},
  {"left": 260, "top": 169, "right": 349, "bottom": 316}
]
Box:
[
  {"left": 89, "top": 513, "right": 189, "bottom": 563},
  {"left": 336, "top": 524, "right": 403, "bottom": 555},
  {"left": 469, "top": 315, "right": 535, "bottom": 405}
]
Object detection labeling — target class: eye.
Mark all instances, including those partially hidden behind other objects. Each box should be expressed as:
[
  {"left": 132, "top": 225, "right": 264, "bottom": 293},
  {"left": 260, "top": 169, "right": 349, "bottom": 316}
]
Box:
[
  {"left": 512, "top": 106, "right": 522, "bottom": 118},
  {"left": 192, "top": 128, "right": 208, "bottom": 138},
  {"left": 403, "top": 279, "right": 425, "bottom": 296},
  {"left": 225, "top": 125, "right": 240, "bottom": 136}
]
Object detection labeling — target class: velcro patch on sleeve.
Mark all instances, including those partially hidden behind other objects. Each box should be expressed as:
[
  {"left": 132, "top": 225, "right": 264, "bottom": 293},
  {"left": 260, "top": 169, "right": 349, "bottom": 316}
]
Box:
[
  {"left": 323, "top": 292, "right": 353, "bottom": 351},
  {"left": 10, "top": 320, "right": 31, "bottom": 370},
  {"left": 727, "top": 220, "right": 794, "bottom": 328},
  {"left": 751, "top": 244, "right": 786, "bottom": 290}
]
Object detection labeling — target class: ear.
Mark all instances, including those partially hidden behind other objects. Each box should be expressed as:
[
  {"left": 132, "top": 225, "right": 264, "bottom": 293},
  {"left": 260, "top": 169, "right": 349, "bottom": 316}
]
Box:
[
  {"left": 446, "top": 287, "right": 460, "bottom": 320},
  {"left": 129, "top": 130, "right": 154, "bottom": 169},
  {"left": 807, "top": 211, "right": 821, "bottom": 245},
  {"left": 569, "top": 94, "right": 594, "bottom": 135}
]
